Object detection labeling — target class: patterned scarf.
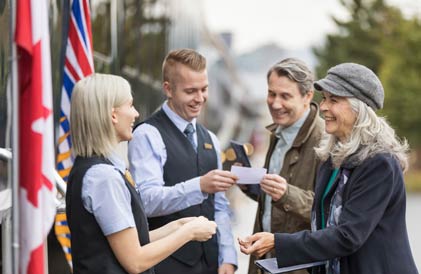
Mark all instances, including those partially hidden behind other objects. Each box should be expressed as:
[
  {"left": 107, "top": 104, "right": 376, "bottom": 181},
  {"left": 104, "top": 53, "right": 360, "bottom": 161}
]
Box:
[{"left": 311, "top": 168, "right": 351, "bottom": 274}]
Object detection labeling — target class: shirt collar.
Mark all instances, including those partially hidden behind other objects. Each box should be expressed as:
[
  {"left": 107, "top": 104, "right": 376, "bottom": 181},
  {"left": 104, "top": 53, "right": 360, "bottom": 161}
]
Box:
[
  {"left": 107, "top": 150, "right": 126, "bottom": 173},
  {"left": 163, "top": 101, "right": 197, "bottom": 133},
  {"left": 274, "top": 108, "right": 310, "bottom": 145}
]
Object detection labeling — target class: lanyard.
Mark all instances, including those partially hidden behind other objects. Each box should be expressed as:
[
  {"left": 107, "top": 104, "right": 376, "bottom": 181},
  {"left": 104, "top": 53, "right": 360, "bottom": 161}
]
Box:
[{"left": 320, "top": 168, "right": 339, "bottom": 229}]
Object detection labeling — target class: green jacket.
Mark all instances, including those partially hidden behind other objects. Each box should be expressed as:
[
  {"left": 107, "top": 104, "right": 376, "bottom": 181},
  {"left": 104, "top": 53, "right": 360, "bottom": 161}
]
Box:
[{"left": 248, "top": 102, "right": 324, "bottom": 274}]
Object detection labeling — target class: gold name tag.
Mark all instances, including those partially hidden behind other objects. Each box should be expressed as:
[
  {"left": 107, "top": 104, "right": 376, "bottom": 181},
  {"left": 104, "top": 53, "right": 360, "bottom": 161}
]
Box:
[
  {"left": 204, "top": 143, "right": 213, "bottom": 150},
  {"left": 124, "top": 170, "right": 136, "bottom": 187}
]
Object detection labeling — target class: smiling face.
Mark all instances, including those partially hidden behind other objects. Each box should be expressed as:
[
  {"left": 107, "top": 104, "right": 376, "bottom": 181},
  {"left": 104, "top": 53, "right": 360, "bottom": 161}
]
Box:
[
  {"left": 320, "top": 91, "right": 357, "bottom": 142},
  {"left": 112, "top": 97, "right": 139, "bottom": 142},
  {"left": 267, "top": 72, "right": 313, "bottom": 128},
  {"left": 164, "top": 63, "right": 208, "bottom": 122}
]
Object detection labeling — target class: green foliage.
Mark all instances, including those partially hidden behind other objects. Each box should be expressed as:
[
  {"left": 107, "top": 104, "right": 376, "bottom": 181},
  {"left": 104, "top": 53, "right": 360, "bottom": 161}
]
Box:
[
  {"left": 313, "top": 0, "right": 388, "bottom": 78},
  {"left": 313, "top": 0, "right": 421, "bottom": 146},
  {"left": 405, "top": 169, "right": 421, "bottom": 192},
  {"left": 379, "top": 18, "right": 421, "bottom": 145}
]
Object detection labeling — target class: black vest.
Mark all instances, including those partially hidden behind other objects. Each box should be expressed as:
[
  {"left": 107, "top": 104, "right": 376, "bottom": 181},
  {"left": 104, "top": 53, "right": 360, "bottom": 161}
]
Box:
[
  {"left": 66, "top": 156, "right": 154, "bottom": 274},
  {"left": 144, "top": 109, "right": 218, "bottom": 267}
]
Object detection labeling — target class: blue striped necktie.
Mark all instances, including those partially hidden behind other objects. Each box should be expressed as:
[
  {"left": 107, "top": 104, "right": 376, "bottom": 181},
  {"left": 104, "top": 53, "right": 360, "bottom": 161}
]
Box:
[{"left": 184, "top": 123, "right": 196, "bottom": 152}]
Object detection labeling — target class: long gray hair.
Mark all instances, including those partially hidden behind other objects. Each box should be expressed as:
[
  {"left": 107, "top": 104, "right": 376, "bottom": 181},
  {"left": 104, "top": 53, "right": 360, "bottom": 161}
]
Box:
[{"left": 315, "top": 98, "right": 409, "bottom": 172}]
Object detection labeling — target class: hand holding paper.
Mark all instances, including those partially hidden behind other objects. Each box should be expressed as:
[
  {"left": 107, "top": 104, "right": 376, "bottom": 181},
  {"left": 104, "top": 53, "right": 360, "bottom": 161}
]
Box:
[
  {"left": 260, "top": 174, "right": 288, "bottom": 201},
  {"left": 200, "top": 169, "right": 238, "bottom": 193},
  {"left": 230, "top": 166, "right": 267, "bottom": 185}
]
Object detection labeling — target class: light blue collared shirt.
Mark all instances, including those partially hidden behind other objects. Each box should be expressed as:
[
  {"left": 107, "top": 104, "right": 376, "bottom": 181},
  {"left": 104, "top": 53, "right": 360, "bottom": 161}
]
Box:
[
  {"left": 128, "top": 101, "right": 237, "bottom": 267},
  {"left": 262, "top": 109, "right": 310, "bottom": 233},
  {"left": 82, "top": 152, "right": 136, "bottom": 236}
]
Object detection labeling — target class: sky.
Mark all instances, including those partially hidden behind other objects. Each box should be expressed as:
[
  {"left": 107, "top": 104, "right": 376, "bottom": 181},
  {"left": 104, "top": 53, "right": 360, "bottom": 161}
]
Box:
[{"left": 202, "top": 0, "right": 421, "bottom": 54}]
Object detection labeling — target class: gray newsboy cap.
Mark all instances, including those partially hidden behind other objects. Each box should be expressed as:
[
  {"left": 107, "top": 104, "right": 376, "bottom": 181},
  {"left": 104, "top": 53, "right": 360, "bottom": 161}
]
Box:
[{"left": 314, "top": 63, "right": 384, "bottom": 110}]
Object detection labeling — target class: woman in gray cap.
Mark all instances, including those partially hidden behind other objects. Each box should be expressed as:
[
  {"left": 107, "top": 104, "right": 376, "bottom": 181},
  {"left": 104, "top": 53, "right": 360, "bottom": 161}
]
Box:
[{"left": 238, "top": 63, "right": 418, "bottom": 274}]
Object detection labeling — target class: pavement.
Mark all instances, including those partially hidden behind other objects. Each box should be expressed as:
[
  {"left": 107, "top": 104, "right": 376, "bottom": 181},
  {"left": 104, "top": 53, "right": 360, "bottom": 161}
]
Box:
[
  {"left": 229, "top": 189, "right": 421, "bottom": 274},
  {"left": 407, "top": 193, "right": 421, "bottom": 270}
]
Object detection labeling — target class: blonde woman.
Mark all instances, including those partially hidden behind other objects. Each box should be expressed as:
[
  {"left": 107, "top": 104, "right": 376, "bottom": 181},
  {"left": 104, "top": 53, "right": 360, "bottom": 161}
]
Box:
[{"left": 66, "top": 73, "right": 216, "bottom": 274}]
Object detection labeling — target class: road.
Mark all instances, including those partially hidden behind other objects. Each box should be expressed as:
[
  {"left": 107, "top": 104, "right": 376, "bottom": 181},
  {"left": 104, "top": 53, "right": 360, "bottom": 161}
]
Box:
[{"left": 229, "top": 189, "right": 421, "bottom": 274}]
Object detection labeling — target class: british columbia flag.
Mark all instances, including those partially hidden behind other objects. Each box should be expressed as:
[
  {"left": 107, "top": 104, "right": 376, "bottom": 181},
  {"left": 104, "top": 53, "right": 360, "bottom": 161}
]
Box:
[{"left": 55, "top": 0, "right": 94, "bottom": 268}]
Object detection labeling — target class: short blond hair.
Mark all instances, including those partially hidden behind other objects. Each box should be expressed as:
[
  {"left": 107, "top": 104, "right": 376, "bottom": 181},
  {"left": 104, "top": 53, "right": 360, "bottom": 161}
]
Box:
[
  {"left": 70, "top": 73, "right": 132, "bottom": 157},
  {"left": 162, "top": 48, "right": 206, "bottom": 84}
]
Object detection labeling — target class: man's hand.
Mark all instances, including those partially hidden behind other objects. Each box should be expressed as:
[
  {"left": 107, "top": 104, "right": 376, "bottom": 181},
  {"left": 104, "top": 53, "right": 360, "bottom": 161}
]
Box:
[
  {"left": 218, "top": 263, "right": 235, "bottom": 274},
  {"left": 260, "top": 174, "right": 288, "bottom": 201},
  {"left": 200, "top": 170, "right": 238, "bottom": 194},
  {"left": 238, "top": 232, "right": 275, "bottom": 258}
]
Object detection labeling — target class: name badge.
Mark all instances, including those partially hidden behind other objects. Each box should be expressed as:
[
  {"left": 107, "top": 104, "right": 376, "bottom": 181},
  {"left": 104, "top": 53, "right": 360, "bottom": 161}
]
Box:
[
  {"left": 124, "top": 170, "right": 136, "bottom": 188},
  {"left": 204, "top": 143, "right": 213, "bottom": 150}
]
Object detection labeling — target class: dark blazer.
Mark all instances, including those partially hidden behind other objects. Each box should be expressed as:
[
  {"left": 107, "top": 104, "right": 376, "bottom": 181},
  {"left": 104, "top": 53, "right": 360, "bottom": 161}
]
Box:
[{"left": 274, "top": 153, "right": 419, "bottom": 274}]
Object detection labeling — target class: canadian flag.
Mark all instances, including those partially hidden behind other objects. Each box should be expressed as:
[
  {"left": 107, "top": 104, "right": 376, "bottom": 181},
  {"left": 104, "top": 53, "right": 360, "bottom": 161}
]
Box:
[{"left": 15, "top": 0, "right": 57, "bottom": 273}]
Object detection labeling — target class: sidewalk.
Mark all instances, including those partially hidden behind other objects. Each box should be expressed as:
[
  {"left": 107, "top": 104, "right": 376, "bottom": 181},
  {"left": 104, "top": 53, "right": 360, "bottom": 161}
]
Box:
[
  {"left": 227, "top": 186, "right": 258, "bottom": 274},
  {"left": 407, "top": 193, "right": 421, "bottom": 270}
]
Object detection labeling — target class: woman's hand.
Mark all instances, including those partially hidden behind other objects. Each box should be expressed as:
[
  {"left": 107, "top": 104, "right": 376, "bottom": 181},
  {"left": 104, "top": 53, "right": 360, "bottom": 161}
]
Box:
[
  {"left": 150, "top": 217, "right": 201, "bottom": 242},
  {"left": 182, "top": 216, "right": 217, "bottom": 241},
  {"left": 238, "top": 232, "right": 275, "bottom": 258},
  {"left": 260, "top": 174, "right": 288, "bottom": 201},
  {"left": 177, "top": 217, "right": 197, "bottom": 226}
]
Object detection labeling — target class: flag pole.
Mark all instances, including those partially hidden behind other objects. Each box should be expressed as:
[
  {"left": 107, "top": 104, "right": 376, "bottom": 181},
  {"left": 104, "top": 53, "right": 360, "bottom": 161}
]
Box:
[{"left": 9, "top": 0, "right": 20, "bottom": 272}]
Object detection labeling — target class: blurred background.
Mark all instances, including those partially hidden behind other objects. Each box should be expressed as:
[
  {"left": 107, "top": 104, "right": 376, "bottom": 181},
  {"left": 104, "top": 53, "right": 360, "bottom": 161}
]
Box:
[{"left": 0, "top": 0, "right": 420, "bottom": 273}]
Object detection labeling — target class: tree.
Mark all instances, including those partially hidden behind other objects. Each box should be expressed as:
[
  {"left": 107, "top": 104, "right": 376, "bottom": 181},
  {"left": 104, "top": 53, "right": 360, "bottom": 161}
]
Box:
[
  {"left": 313, "top": 0, "right": 391, "bottom": 78},
  {"left": 313, "top": 0, "right": 421, "bottom": 149},
  {"left": 379, "top": 16, "right": 421, "bottom": 148}
]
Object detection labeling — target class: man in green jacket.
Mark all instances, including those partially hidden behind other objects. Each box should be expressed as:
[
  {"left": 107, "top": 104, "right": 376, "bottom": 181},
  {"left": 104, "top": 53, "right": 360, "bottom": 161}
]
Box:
[{"left": 246, "top": 58, "right": 324, "bottom": 274}]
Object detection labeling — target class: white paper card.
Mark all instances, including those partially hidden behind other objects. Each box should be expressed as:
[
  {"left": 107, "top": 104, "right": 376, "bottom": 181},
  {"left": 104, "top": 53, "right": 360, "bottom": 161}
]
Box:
[{"left": 230, "top": 166, "right": 267, "bottom": 184}]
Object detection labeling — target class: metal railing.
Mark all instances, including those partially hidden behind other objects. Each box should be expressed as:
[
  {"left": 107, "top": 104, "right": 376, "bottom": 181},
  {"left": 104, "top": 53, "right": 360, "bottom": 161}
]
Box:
[
  {"left": 1, "top": 147, "right": 67, "bottom": 274},
  {"left": 0, "top": 147, "right": 67, "bottom": 208}
]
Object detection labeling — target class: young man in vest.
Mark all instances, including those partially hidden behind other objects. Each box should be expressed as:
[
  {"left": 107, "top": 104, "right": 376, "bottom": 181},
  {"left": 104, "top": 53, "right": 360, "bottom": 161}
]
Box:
[
  {"left": 244, "top": 58, "right": 324, "bottom": 274},
  {"left": 128, "top": 49, "right": 238, "bottom": 274}
]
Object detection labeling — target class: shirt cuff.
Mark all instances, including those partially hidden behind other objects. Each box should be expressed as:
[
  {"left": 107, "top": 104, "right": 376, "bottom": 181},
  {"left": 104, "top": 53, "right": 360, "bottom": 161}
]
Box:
[
  {"left": 185, "top": 176, "right": 208, "bottom": 199},
  {"left": 218, "top": 247, "right": 238, "bottom": 269}
]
